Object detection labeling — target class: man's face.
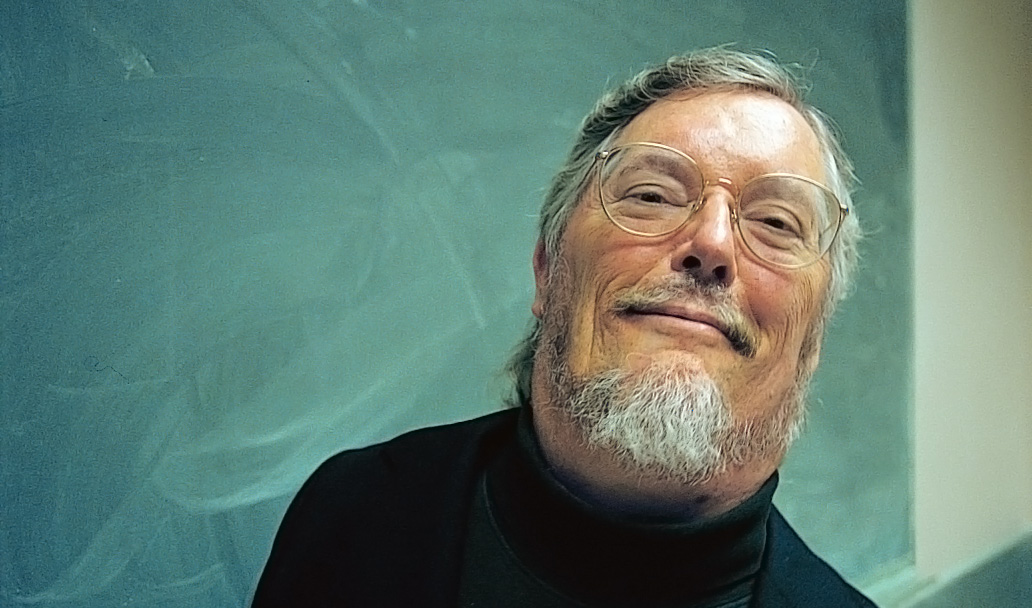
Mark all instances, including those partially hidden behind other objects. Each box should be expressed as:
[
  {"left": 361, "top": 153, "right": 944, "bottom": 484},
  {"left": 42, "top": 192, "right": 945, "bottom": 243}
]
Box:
[{"left": 532, "top": 90, "right": 830, "bottom": 441}]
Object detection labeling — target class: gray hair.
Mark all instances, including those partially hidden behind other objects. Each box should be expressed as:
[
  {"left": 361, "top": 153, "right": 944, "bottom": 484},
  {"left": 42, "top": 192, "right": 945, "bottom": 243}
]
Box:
[{"left": 507, "top": 47, "right": 861, "bottom": 406}]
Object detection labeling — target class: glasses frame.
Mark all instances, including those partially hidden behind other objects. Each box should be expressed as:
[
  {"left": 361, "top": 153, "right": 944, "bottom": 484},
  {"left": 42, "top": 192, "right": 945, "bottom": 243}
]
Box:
[{"left": 594, "top": 141, "right": 849, "bottom": 269}]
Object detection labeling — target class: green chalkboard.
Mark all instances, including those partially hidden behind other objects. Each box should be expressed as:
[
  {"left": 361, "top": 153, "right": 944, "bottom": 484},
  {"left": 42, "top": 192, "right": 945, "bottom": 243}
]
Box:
[{"left": 0, "top": 1, "right": 909, "bottom": 605}]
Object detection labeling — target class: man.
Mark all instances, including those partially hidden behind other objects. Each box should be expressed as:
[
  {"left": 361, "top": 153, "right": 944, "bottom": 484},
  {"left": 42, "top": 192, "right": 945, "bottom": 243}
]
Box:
[{"left": 254, "top": 47, "right": 876, "bottom": 607}]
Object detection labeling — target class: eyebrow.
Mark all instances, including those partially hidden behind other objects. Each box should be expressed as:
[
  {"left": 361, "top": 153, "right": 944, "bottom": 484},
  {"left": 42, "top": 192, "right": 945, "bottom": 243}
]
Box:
[{"left": 609, "top": 150, "right": 699, "bottom": 182}]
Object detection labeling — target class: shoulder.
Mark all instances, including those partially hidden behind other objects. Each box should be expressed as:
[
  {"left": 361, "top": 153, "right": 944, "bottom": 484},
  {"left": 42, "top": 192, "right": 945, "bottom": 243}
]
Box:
[
  {"left": 285, "top": 408, "right": 520, "bottom": 525},
  {"left": 758, "top": 508, "right": 879, "bottom": 607},
  {"left": 253, "top": 408, "right": 520, "bottom": 606},
  {"left": 310, "top": 408, "right": 519, "bottom": 492}
]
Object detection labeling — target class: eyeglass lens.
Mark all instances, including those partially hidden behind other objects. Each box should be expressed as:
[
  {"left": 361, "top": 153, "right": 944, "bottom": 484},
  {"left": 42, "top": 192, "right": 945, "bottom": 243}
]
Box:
[{"left": 599, "top": 144, "right": 840, "bottom": 267}]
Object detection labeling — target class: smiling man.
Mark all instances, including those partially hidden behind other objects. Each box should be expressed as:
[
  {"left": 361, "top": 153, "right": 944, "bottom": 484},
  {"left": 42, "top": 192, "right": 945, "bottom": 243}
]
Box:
[{"left": 254, "top": 48, "right": 877, "bottom": 607}]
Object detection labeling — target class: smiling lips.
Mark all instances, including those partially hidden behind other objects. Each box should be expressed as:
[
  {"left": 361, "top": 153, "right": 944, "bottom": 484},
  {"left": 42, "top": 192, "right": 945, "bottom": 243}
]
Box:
[
  {"left": 620, "top": 302, "right": 756, "bottom": 357},
  {"left": 626, "top": 303, "right": 730, "bottom": 338}
]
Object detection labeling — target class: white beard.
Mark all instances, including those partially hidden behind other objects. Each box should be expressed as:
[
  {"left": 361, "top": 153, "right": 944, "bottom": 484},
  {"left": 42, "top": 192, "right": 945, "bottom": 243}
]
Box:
[{"left": 555, "top": 353, "right": 806, "bottom": 484}]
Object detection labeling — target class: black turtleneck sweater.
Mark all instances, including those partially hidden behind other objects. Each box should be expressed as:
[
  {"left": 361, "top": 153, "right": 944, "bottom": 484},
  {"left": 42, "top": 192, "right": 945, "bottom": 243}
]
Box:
[
  {"left": 458, "top": 411, "right": 771, "bottom": 607},
  {"left": 253, "top": 408, "right": 878, "bottom": 607}
]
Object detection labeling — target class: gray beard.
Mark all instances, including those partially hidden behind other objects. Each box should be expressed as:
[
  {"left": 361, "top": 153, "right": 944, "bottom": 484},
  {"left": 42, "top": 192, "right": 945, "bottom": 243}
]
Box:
[{"left": 553, "top": 355, "right": 807, "bottom": 484}]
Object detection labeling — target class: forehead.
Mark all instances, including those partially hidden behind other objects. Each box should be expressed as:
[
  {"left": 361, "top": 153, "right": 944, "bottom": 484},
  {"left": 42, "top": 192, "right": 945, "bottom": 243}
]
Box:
[{"left": 614, "top": 90, "right": 825, "bottom": 181}]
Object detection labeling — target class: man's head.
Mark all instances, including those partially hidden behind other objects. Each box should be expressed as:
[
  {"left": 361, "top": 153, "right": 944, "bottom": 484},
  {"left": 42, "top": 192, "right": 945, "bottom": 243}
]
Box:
[{"left": 508, "top": 48, "right": 860, "bottom": 512}]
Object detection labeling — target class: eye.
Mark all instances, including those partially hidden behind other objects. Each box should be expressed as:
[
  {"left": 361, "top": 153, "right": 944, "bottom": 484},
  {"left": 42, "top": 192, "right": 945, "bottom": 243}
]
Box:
[
  {"left": 739, "top": 177, "right": 823, "bottom": 246},
  {"left": 626, "top": 187, "right": 679, "bottom": 206},
  {"left": 736, "top": 174, "right": 837, "bottom": 263},
  {"left": 758, "top": 214, "right": 795, "bottom": 233},
  {"left": 741, "top": 203, "right": 810, "bottom": 247}
]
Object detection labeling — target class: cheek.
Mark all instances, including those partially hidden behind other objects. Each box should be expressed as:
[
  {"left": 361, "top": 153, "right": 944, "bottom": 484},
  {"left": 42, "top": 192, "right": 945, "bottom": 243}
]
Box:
[
  {"left": 564, "top": 250, "right": 622, "bottom": 353},
  {"left": 558, "top": 223, "right": 660, "bottom": 369},
  {"left": 561, "top": 218, "right": 629, "bottom": 307},
  {"left": 745, "top": 266, "right": 826, "bottom": 356}
]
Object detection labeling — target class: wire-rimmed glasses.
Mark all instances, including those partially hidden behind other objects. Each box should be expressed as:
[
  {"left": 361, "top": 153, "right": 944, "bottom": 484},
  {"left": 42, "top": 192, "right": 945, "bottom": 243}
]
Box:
[{"left": 594, "top": 142, "right": 848, "bottom": 269}]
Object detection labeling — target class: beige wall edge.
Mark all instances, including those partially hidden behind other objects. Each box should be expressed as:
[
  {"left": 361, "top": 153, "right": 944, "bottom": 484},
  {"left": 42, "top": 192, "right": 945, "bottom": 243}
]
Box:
[{"left": 911, "top": 0, "right": 1032, "bottom": 577}]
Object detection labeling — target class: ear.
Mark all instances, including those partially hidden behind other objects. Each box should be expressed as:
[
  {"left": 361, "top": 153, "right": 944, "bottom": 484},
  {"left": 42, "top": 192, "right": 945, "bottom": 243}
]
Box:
[
  {"left": 800, "top": 329, "right": 823, "bottom": 379},
  {"left": 531, "top": 239, "right": 549, "bottom": 319},
  {"left": 804, "top": 342, "right": 822, "bottom": 377}
]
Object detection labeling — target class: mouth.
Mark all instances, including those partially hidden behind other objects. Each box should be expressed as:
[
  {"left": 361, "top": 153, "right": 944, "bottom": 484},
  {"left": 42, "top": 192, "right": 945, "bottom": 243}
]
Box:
[{"left": 619, "top": 302, "right": 756, "bottom": 357}]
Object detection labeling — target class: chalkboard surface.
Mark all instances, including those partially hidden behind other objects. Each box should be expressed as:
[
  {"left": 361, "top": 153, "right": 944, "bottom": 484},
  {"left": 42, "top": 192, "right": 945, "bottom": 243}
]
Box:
[{"left": 0, "top": 1, "right": 909, "bottom": 605}]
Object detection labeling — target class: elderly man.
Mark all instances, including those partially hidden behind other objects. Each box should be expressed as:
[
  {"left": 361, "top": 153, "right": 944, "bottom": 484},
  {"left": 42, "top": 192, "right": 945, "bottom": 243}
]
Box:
[{"left": 254, "top": 48, "right": 876, "bottom": 607}]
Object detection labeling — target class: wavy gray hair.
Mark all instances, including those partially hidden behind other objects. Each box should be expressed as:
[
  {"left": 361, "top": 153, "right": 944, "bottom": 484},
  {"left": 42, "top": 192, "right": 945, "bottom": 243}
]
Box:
[{"left": 506, "top": 47, "right": 861, "bottom": 406}]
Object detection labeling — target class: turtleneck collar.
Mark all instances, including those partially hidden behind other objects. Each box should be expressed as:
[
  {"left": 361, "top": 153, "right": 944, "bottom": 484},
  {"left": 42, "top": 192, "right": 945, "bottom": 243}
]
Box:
[{"left": 484, "top": 408, "right": 776, "bottom": 607}]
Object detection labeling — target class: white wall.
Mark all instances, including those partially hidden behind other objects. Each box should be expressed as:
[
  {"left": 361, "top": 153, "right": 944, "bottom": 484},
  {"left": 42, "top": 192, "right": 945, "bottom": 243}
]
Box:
[{"left": 911, "top": 0, "right": 1032, "bottom": 579}]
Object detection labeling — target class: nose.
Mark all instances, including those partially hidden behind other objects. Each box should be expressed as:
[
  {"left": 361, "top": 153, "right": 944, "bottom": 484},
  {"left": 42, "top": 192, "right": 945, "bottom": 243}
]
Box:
[{"left": 670, "top": 186, "right": 738, "bottom": 286}]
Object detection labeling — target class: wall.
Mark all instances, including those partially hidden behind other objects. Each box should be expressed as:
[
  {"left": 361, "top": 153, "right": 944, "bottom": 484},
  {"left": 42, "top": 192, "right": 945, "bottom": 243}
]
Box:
[{"left": 911, "top": 0, "right": 1032, "bottom": 586}]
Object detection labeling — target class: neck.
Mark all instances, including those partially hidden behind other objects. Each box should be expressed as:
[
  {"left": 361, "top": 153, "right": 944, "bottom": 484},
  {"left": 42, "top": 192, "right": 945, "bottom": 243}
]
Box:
[{"left": 479, "top": 408, "right": 776, "bottom": 607}]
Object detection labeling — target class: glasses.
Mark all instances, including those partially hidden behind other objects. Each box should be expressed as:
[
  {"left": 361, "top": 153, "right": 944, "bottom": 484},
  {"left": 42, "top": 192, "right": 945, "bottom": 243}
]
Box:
[{"left": 594, "top": 142, "right": 848, "bottom": 269}]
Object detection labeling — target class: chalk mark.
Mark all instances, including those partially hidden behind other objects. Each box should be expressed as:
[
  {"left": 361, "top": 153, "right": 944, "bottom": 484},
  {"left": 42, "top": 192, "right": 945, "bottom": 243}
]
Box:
[{"left": 84, "top": 355, "right": 128, "bottom": 383}]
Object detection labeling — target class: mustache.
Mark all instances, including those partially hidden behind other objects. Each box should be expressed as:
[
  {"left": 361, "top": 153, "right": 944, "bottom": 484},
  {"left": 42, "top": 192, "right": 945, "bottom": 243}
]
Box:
[{"left": 612, "top": 276, "right": 759, "bottom": 358}]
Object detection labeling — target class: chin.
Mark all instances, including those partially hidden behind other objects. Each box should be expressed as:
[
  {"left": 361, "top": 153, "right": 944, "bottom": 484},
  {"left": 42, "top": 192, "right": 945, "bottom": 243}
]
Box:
[{"left": 555, "top": 353, "right": 805, "bottom": 485}]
